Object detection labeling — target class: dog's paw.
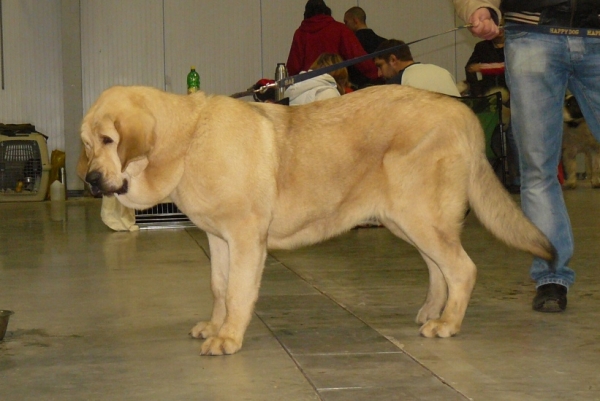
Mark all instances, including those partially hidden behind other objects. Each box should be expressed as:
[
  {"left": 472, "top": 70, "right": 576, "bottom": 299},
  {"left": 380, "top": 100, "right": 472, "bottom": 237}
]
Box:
[
  {"left": 562, "top": 180, "right": 577, "bottom": 190},
  {"left": 200, "top": 336, "right": 241, "bottom": 356},
  {"left": 591, "top": 179, "right": 600, "bottom": 188},
  {"left": 416, "top": 305, "right": 442, "bottom": 325},
  {"left": 419, "top": 319, "right": 459, "bottom": 338},
  {"left": 190, "top": 321, "right": 219, "bottom": 339}
]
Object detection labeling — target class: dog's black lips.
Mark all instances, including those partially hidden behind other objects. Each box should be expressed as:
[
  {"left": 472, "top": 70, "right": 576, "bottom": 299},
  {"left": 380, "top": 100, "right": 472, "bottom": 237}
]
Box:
[
  {"left": 115, "top": 179, "right": 128, "bottom": 195},
  {"left": 89, "top": 184, "right": 103, "bottom": 197},
  {"left": 88, "top": 179, "right": 128, "bottom": 196}
]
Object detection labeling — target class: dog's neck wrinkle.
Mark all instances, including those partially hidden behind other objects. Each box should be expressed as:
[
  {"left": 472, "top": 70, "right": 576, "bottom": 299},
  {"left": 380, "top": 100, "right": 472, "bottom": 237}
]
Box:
[
  {"left": 150, "top": 102, "right": 202, "bottom": 158},
  {"left": 137, "top": 93, "right": 205, "bottom": 203},
  {"left": 123, "top": 161, "right": 184, "bottom": 209},
  {"left": 161, "top": 109, "right": 197, "bottom": 132},
  {"left": 158, "top": 95, "right": 205, "bottom": 141},
  {"left": 566, "top": 120, "right": 582, "bottom": 128}
]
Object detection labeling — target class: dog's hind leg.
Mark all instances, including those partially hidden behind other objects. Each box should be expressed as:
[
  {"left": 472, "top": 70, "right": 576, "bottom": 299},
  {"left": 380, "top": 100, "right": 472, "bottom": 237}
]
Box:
[
  {"left": 190, "top": 233, "right": 229, "bottom": 340},
  {"left": 417, "top": 246, "right": 476, "bottom": 338},
  {"left": 415, "top": 253, "right": 447, "bottom": 324},
  {"left": 588, "top": 150, "right": 600, "bottom": 188},
  {"left": 562, "top": 147, "right": 579, "bottom": 189},
  {"left": 384, "top": 214, "right": 476, "bottom": 338}
]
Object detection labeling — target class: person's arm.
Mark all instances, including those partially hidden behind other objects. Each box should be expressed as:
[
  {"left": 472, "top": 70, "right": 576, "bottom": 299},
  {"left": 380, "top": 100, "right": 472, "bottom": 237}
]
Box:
[
  {"left": 340, "top": 28, "right": 378, "bottom": 80},
  {"left": 453, "top": 0, "right": 501, "bottom": 40},
  {"left": 286, "top": 31, "right": 304, "bottom": 76},
  {"left": 355, "top": 58, "right": 378, "bottom": 81}
]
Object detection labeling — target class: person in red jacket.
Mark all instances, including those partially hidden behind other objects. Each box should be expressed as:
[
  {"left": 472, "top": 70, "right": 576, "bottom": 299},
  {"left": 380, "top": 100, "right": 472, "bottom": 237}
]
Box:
[{"left": 286, "top": 0, "right": 378, "bottom": 88}]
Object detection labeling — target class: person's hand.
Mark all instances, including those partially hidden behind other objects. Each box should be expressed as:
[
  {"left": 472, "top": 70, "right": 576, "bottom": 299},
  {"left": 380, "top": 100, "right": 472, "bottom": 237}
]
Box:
[{"left": 468, "top": 8, "right": 500, "bottom": 40}]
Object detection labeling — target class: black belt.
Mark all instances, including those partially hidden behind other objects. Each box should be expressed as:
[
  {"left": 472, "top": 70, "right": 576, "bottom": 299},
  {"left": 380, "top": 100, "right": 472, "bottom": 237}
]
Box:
[{"left": 505, "top": 23, "right": 600, "bottom": 36}]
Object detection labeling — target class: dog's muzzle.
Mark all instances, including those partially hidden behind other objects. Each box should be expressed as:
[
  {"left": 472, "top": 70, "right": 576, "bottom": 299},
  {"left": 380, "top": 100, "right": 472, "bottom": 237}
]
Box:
[{"left": 85, "top": 171, "right": 128, "bottom": 196}]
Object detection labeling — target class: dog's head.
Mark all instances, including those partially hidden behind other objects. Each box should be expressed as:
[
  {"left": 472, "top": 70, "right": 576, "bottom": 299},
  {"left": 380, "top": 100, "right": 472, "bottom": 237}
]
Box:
[
  {"left": 563, "top": 94, "right": 584, "bottom": 125},
  {"left": 77, "top": 87, "right": 156, "bottom": 197}
]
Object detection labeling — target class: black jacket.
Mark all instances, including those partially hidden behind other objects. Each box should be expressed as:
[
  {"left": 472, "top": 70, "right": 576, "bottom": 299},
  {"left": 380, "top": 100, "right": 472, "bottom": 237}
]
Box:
[{"left": 502, "top": 0, "right": 600, "bottom": 27}]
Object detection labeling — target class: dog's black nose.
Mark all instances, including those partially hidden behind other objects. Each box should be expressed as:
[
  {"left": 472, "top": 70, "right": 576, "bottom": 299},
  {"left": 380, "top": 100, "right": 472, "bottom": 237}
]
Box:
[{"left": 85, "top": 171, "right": 102, "bottom": 187}]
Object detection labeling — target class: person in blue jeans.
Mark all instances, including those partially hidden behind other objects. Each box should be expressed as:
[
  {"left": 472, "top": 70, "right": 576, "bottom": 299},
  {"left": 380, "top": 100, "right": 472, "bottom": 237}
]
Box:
[{"left": 454, "top": 0, "right": 600, "bottom": 312}]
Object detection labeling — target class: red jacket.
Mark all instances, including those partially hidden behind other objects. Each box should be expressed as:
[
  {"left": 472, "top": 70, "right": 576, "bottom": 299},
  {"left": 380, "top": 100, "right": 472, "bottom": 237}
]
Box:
[{"left": 286, "top": 15, "right": 378, "bottom": 80}]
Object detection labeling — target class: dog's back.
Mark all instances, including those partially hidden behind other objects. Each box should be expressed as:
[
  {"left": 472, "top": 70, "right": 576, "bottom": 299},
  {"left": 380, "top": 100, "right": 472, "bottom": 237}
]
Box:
[{"left": 255, "top": 86, "right": 483, "bottom": 248}]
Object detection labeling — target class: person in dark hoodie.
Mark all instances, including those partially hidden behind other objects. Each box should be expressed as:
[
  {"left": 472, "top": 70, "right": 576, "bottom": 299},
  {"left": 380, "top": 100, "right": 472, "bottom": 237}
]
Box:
[
  {"left": 343, "top": 6, "right": 386, "bottom": 54},
  {"left": 286, "top": 0, "right": 378, "bottom": 88}
]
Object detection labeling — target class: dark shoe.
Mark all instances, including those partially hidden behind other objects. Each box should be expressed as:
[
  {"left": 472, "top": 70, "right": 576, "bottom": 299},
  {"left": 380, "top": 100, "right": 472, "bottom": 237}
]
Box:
[{"left": 533, "top": 284, "right": 567, "bottom": 312}]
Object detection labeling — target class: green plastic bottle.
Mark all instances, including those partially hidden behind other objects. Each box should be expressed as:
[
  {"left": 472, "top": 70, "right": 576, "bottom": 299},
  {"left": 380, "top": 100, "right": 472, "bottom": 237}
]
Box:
[{"left": 187, "top": 66, "right": 200, "bottom": 94}]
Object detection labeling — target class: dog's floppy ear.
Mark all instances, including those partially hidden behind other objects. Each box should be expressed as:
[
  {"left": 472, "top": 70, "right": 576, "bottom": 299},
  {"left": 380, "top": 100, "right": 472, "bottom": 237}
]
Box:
[
  {"left": 76, "top": 145, "right": 89, "bottom": 181},
  {"left": 115, "top": 110, "right": 156, "bottom": 171}
]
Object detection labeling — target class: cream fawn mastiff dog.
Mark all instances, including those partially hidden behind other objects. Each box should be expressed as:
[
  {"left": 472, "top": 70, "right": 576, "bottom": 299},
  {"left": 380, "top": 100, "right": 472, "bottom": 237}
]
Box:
[{"left": 78, "top": 85, "right": 554, "bottom": 356}]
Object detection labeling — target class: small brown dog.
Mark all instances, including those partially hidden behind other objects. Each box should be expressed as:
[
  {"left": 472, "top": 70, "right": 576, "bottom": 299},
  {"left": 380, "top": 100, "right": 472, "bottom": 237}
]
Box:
[{"left": 562, "top": 94, "right": 600, "bottom": 189}]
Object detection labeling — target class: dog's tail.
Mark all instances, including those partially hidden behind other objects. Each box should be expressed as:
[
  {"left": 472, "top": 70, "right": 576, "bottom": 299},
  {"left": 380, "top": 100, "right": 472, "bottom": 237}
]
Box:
[{"left": 467, "top": 155, "right": 556, "bottom": 263}]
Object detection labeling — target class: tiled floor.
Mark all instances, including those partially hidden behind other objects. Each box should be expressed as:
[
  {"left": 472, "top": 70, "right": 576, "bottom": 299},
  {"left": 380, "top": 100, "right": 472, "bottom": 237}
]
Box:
[{"left": 1, "top": 187, "right": 599, "bottom": 400}]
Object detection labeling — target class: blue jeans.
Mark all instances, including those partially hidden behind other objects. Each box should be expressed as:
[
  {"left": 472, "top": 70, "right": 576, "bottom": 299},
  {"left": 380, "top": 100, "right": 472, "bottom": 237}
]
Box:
[{"left": 504, "top": 25, "right": 600, "bottom": 289}]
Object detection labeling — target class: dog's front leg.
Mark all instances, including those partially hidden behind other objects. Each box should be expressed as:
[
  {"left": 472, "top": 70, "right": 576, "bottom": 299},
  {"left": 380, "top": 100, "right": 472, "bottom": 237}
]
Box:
[
  {"left": 190, "top": 233, "right": 229, "bottom": 340},
  {"left": 199, "top": 229, "right": 268, "bottom": 356}
]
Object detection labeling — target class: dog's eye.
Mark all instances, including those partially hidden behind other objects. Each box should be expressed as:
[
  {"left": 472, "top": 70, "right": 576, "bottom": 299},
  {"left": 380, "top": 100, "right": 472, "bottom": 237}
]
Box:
[{"left": 101, "top": 136, "right": 114, "bottom": 145}]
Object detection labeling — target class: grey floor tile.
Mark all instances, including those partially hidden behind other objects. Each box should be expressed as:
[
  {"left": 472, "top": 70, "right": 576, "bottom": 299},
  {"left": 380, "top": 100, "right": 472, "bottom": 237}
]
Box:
[
  {"left": 2, "top": 185, "right": 600, "bottom": 400},
  {"left": 294, "top": 353, "right": 465, "bottom": 400}
]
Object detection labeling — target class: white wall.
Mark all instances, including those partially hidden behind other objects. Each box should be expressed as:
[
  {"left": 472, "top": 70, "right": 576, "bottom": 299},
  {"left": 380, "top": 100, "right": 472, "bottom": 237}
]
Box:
[
  {"left": 81, "top": 0, "right": 166, "bottom": 110},
  {"left": 0, "top": 0, "right": 474, "bottom": 191},
  {"left": 0, "top": 0, "right": 64, "bottom": 152},
  {"left": 163, "top": 0, "right": 263, "bottom": 97}
]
